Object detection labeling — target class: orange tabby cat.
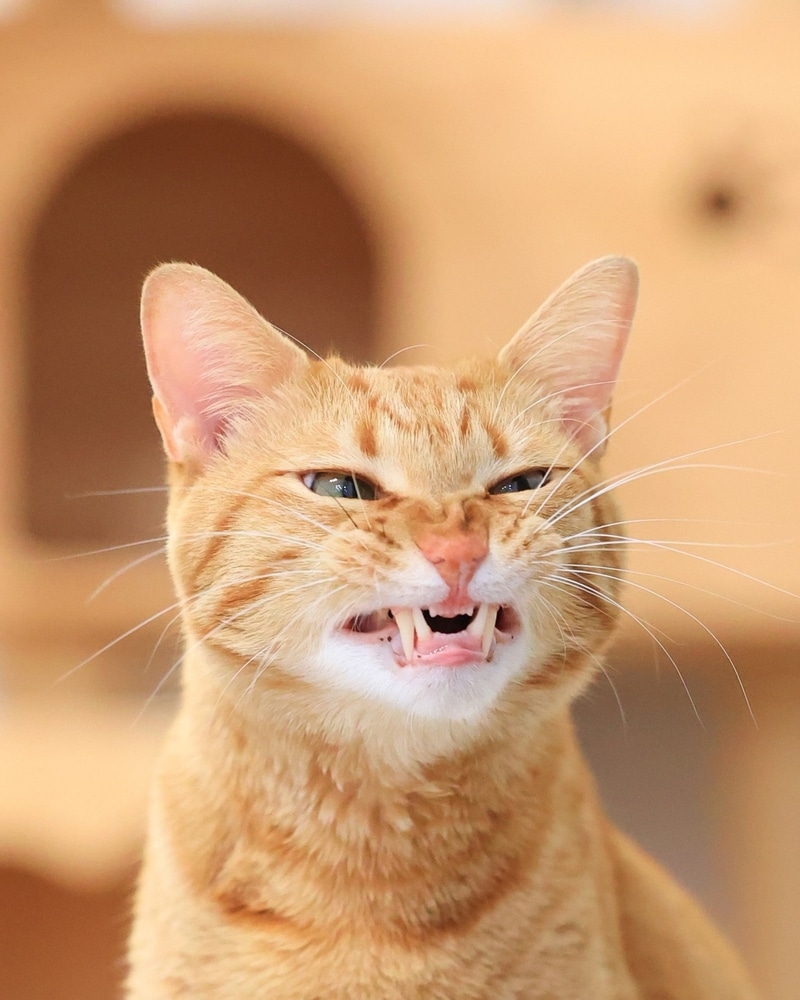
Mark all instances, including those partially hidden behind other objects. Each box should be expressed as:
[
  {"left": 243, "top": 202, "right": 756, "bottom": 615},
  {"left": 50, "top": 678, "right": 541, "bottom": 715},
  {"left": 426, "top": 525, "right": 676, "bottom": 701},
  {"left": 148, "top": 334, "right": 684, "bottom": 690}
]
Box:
[{"left": 127, "top": 258, "right": 760, "bottom": 999}]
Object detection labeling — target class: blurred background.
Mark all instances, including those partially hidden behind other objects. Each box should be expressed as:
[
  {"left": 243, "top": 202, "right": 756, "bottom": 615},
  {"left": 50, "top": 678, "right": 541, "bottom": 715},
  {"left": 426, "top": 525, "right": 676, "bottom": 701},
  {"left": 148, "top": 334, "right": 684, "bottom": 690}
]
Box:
[{"left": 0, "top": 0, "right": 798, "bottom": 997}]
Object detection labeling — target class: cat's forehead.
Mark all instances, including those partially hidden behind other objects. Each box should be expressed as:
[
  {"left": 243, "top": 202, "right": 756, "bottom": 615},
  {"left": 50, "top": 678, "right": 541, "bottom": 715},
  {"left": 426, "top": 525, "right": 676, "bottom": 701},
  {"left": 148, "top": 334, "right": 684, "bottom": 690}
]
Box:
[
  {"left": 326, "top": 359, "right": 501, "bottom": 433},
  {"left": 293, "top": 357, "right": 567, "bottom": 495}
]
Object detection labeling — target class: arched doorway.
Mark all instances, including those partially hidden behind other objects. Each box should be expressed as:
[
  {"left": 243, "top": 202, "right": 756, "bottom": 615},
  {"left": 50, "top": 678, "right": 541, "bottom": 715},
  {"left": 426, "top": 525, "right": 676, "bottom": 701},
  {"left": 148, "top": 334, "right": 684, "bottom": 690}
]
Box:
[{"left": 21, "top": 110, "right": 380, "bottom": 546}]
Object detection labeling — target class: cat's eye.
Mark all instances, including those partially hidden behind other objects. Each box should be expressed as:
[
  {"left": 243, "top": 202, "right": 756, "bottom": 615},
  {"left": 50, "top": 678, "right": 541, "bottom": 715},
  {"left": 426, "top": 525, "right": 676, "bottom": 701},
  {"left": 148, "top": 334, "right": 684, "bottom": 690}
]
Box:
[
  {"left": 489, "top": 468, "right": 552, "bottom": 495},
  {"left": 302, "top": 472, "right": 378, "bottom": 501}
]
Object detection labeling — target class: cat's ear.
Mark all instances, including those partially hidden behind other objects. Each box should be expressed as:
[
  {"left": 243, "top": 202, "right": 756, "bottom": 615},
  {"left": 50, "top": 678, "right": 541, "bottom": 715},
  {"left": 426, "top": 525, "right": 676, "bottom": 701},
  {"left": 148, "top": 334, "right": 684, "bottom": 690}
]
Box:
[
  {"left": 499, "top": 256, "right": 638, "bottom": 457},
  {"left": 141, "top": 263, "right": 308, "bottom": 465}
]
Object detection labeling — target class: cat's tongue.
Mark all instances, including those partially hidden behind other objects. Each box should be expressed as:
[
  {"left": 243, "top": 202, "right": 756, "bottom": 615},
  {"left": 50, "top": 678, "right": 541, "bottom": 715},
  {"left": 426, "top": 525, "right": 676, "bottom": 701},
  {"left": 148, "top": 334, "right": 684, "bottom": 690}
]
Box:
[{"left": 410, "top": 631, "right": 485, "bottom": 667}]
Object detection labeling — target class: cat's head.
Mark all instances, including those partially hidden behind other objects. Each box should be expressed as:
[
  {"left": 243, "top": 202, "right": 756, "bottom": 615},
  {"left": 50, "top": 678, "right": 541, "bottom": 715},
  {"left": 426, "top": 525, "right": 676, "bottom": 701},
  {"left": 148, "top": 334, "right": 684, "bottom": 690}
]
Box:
[{"left": 141, "top": 258, "right": 637, "bottom": 733}]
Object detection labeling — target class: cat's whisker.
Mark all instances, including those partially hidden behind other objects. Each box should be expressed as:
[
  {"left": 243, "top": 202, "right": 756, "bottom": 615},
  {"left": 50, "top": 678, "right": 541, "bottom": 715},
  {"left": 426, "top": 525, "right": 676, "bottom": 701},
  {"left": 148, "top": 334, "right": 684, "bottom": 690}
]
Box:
[
  {"left": 45, "top": 535, "right": 170, "bottom": 561},
  {"left": 325, "top": 479, "right": 373, "bottom": 538},
  {"left": 74, "top": 530, "right": 329, "bottom": 620},
  {"left": 131, "top": 613, "right": 189, "bottom": 723},
  {"left": 538, "top": 443, "right": 781, "bottom": 532},
  {"left": 524, "top": 360, "right": 739, "bottom": 522},
  {"left": 47, "top": 526, "right": 329, "bottom": 565},
  {"left": 543, "top": 447, "right": 777, "bottom": 532},
  {"left": 129, "top": 567, "right": 331, "bottom": 715},
  {"left": 535, "top": 588, "right": 629, "bottom": 730},
  {"left": 68, "top": 486, "right": 169, "bottom": 498},
  {"left": 138, "top": 575, "right": 335, "bottom": 722},
  {"left": 565, "top": 515, "right": 779, "bottom": 538},
  {"left": 564, "top": 565, "right": 756, "bottom": 725},
  {"left": 75, "top": 561, "right": 311, "bottom": 697},
  {"left": 531, "top": 589, "right": 626, "bottom": 720},
  {"left": 591, "top": 658, "right": 628, "bottom": 731},
  {"left": 564, "top": 535, "right": 790, "bottom": 553},
  {"left": 544, "top": 574, "right": 703, "bottom": 724},
  {"left": 205, "top": 487, "right": 341, "bottom": 538},
  {"left": 87, "top": 546, "right": 167, "bottom": 602},
  {"left": 558, "top": 559, "right": 794, "bottom": 623},
  {"left": 561, "top": 532, "right": 800, "bottom": 602},
  {"left": 333, "top": 492, "right": 363, "bottom": 531},
  {"left": 269, "top": 322, "right": 357, "bottom": 402},
  {"left": 234, "top": 585, "right": 350, "bottom": 710},
  {"left": 54, "top": 598, "right": 185, "bottom": 686},
  {"left": 378, "top": 344, "right": 432, "bottom": 368}
]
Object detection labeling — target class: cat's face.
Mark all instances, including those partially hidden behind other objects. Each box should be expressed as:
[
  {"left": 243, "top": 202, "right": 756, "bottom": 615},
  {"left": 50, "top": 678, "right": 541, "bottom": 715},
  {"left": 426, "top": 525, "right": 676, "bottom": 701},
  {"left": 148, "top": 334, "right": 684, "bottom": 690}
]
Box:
[{"left": 142, "top": 258, "right": 637, "bottom": 725}]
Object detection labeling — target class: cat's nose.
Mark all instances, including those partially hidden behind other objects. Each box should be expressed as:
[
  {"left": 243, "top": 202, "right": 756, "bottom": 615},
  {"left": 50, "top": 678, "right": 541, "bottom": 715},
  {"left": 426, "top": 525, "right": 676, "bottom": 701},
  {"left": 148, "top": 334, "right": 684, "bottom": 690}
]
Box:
[{"left": 415, "top": 528, "right": 489, "bottom": 600}]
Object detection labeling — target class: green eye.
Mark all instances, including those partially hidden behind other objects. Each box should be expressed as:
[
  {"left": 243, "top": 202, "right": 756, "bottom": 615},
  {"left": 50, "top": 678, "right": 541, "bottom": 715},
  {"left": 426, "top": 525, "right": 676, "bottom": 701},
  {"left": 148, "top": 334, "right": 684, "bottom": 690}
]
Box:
[
  {"left": 489, "top": 468, "right": 551, "bottom": 495},
  {"left": 302, "top": 472, "right": 377, "bottom": 501}
]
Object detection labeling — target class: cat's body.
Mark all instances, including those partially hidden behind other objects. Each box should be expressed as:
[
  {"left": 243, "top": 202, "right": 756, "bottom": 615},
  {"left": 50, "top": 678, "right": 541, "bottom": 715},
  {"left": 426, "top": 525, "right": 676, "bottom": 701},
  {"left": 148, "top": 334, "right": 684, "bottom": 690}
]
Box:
[{"left": 127, "top": 259, "right": 760, "bottom": 999}]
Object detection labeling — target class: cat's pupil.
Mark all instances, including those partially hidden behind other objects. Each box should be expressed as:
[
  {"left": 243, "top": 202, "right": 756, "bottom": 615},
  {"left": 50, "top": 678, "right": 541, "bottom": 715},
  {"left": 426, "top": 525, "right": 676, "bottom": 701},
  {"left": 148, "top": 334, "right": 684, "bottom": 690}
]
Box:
[
  {"left": 304, "top": 472, "right": 377, "bottom": 501},
  {"left": 489, "top": 469, "right": 550, "bottom": 495}
]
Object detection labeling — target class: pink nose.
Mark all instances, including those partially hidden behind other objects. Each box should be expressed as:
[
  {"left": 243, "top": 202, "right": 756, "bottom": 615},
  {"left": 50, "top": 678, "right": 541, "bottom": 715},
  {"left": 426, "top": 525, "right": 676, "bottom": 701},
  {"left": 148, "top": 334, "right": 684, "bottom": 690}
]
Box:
[{"left": 415, "top": 529, "right": 488, "bottom": 597}]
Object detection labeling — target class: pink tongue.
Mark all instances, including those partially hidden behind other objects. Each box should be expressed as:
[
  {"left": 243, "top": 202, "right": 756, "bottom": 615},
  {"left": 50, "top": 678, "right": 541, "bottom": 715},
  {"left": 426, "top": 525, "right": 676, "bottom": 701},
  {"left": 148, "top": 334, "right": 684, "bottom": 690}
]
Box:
[{"left": 414, "top": 631, "right": 484, "bottom": 667}]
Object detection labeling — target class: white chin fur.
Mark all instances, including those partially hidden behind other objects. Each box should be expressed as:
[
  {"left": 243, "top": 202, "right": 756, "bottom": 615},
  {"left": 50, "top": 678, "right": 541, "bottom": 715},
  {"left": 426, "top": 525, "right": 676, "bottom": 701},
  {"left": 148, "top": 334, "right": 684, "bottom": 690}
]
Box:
[{"left": 306, "top": 633, "right": 535, "bottom": 721}]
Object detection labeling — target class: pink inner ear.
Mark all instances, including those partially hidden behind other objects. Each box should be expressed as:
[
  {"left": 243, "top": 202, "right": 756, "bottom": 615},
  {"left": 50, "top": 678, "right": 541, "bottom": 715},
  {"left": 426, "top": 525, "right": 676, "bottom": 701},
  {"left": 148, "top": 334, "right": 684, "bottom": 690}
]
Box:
[
  {"left": 141, "top": 263, "right": 307, "bottom": 467},
  {"left": 499, "top": 257, "right": 638, "bottom": 457},
  {"left": 151, "top": 334, "right": 257, "bottom": 460},
  {"left": 143, "top": 280, "right": 234, "bottom": 464},
  {"left": 555, "top": 327, "right": 630, "bottom": 455}
]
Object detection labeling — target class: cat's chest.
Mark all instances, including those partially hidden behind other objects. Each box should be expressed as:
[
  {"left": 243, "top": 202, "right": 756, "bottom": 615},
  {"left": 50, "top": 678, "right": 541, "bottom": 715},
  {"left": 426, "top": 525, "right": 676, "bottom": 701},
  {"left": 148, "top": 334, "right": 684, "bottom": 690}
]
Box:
[{"left": 167, "top": 883, "right": 635, "bottom": 1000}]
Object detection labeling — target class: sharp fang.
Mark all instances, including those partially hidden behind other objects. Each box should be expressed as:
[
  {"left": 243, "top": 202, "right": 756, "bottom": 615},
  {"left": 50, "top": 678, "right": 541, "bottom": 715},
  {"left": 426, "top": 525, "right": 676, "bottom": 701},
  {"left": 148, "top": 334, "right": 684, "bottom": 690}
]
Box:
[
  {"left": 466, "top": 603, "right": 499, "bottom": 655},
  {"left": 412, "top": 607, "right": 432, "bottom": 639},
  {"left": 393, "top": 608, "right": 415, "bottom": 661},
  {"left": 467, "top": 603, "right": 489, "bottom": 637},
  {"left": 482, "top": 606, "right": 498, "bottom": 656}
]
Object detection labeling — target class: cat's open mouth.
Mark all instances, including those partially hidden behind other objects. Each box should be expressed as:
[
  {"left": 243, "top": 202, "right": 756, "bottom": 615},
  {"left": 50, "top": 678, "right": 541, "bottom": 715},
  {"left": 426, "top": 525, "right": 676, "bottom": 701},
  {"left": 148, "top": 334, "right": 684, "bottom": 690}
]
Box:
[{"left": 342, "top": 604, "right": 519, "bottom": 667}]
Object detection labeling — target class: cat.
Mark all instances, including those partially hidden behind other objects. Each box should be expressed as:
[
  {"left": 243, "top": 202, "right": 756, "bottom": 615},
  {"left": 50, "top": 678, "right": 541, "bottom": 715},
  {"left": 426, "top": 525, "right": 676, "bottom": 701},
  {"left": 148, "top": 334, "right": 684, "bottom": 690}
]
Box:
[{"left": 126, "top": 257, "right": 760, "bottom": 999}]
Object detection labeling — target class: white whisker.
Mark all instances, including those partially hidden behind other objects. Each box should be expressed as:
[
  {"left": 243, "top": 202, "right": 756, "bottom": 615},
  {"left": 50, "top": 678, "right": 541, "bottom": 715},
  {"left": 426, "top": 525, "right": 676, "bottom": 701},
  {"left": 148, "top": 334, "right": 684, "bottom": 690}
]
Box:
[
  {"left": 564, "top": 565, "right": 756, "bottom": 725},
  {"left": 545, "top": 574, "right": 703, "bottom": 724},
  {"left": 537, "top": 440, "right": 781, "bottom": 531},
  {"left": 55, "top": 599, "right": 184, "bottom": 685},
  {"left": 87, "top": 547, "right": 166, "bottom": 602},
  {"left": 378, "top": 344, "right": 431, "bottom": 368}
]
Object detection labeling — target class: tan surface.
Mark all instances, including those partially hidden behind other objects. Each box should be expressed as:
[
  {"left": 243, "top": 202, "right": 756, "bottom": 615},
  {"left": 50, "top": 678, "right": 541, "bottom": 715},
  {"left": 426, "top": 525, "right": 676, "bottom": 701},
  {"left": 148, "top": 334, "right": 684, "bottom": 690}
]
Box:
[{"left": 0, "top": 696, "right": 170, "bottom": 886}]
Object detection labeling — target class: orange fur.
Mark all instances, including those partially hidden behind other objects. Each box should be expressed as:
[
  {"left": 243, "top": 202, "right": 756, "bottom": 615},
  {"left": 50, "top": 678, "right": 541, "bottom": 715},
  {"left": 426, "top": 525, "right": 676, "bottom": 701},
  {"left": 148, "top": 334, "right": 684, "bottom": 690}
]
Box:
[{"left": 127, "top": 259, "right": 759, "bottom": 999}]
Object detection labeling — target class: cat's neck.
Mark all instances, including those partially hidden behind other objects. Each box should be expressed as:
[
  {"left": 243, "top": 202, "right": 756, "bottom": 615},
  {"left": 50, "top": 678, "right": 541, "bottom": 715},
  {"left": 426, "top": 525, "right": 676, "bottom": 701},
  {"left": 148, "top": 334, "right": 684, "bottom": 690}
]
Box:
[{"left": 157, "top": 647, "right": 610, "bottom": 941}]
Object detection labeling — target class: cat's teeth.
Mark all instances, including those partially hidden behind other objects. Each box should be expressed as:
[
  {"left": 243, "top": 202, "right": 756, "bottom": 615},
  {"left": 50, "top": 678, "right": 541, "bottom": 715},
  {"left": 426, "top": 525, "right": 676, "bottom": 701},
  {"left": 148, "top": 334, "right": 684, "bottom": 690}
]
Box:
[
  {"left": 393, "top": 608, "right": 416, "bottom": 661},
  {"left": 412, "top": 607, "right": 432, "bottom": 640},
  {"left": 467, "top": 603, "right": 499, "bottom": 656},
  {"left": 391, "top": 604, "right": 497, "bottom": 662}
]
